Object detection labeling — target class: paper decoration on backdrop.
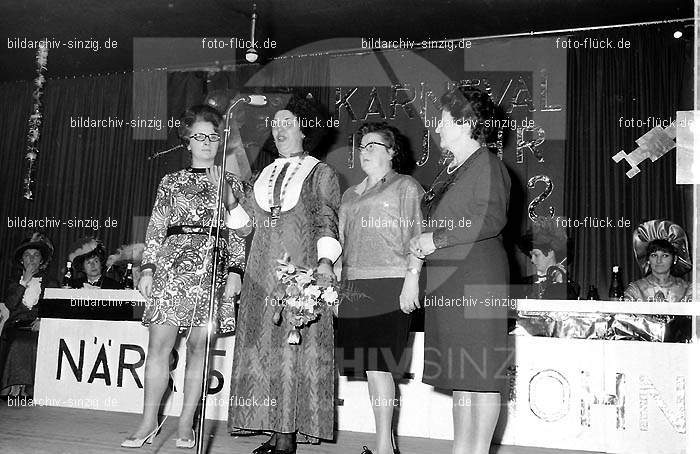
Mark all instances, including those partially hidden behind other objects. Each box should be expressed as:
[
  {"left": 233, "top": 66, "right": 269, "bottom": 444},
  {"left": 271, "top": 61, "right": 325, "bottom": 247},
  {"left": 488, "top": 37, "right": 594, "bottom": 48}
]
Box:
[
  {"left": 527, "top": 175, "right": 555, "bottom": 221},
  {"left": 417, "top": 129, "right": 430, "bottom": 166},
  {"left": 517, "top": 124, "right": 546, "bottom": 163},
  {"left": 23, "top": 43, "right": 49, "bottom": 200},
  {"left": 612, "top": 123, "right": 676, "bottom": 178}
]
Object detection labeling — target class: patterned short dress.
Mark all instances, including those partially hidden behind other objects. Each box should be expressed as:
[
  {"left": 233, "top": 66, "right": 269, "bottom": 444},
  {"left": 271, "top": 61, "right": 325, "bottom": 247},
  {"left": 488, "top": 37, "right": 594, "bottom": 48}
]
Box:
[{"left": 141, "top": 168, "right": 247, "bottom": 334}]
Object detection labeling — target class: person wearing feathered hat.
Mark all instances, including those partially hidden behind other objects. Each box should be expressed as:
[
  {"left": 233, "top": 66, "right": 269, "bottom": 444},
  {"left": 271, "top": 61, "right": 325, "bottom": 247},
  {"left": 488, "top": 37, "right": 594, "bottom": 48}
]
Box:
[
  {"left": 105, "top": 243, "right": 145, "bottom": 290},
  {"left": 517, "top": 217, "right": 579, "bottom": 299},
  {"left": 0, "top": 232, "right": 58, "bottom": 398},
  {"left": 67, "top": 237, "right": 122, "bottom": 290}
]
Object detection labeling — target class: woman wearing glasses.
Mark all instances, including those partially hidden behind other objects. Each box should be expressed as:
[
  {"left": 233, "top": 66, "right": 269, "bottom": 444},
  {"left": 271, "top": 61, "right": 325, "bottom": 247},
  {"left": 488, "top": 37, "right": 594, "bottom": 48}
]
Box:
[
  {"left": 337, "top": 123, "right": 423, "bottom": 454},
  {"left": 122, "top": 105, "right": 247, "bottom": 449}
]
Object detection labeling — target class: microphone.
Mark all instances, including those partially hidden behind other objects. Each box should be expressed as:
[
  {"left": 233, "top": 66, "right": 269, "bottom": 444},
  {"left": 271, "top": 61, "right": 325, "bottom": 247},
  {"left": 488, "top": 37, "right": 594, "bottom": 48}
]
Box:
[
  {"left": 148, "top": 144, "right": 184, "bottom": 160},
  {"left": 240, "top": 94, "right": 267, "bottom": 106}
]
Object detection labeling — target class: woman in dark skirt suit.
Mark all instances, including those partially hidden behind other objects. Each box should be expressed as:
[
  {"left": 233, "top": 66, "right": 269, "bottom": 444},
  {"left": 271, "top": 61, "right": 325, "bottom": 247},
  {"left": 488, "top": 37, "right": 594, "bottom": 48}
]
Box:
[{"left": 410, "top": 87, "right": 511, "bottom": 454}]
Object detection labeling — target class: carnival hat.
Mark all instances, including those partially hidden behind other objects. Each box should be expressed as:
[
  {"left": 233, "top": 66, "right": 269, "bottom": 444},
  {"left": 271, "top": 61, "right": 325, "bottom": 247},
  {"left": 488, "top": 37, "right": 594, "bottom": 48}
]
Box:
[
  {"left": 632, "top": 219, "right": 691, "bottom": 276},
  {"left": 518, "top": 216, "right": 568, "bottom": 260},
  {"left": 106, "top": 243, "right": 145, "bottom": 268},
  {"left": 68, "top": 237, "right": 107, "bottom": 271},
  {"left": 14, "top": 232, "right": 54, "bottom": 265}
]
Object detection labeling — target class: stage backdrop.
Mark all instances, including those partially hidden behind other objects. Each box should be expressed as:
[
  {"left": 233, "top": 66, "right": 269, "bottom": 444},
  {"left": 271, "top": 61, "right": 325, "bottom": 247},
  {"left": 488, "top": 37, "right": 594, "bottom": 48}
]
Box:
[{"left": 325, "top": 37, "right": 567, "bottom": 278}]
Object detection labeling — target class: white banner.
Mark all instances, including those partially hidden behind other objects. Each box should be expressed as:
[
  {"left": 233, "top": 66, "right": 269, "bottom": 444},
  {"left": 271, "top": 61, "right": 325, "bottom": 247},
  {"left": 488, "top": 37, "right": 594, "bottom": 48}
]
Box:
[
  {"left": 35, "top": 319, "right": 234, "bottom": 420},
  {"left": 33, "top": 319, "right": 695, "bottom": 453}
]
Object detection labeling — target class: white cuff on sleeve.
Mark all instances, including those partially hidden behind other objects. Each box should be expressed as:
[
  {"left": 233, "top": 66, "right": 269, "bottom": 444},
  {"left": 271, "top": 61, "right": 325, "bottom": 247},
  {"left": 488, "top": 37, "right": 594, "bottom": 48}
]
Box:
[
  {"left": 317, "top": 236, "right": 342, "bottom": 263},
  {"left": 225, "top": 205, "right": 251, "bottom": 230}
]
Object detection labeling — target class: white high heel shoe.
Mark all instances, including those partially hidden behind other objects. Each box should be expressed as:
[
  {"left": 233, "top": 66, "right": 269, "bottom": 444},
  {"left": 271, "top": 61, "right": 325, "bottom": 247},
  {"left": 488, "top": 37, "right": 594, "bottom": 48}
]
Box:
[
  {"left": 121, "top": 417, "right": 168, "bottom": 448},
  {"left": 175, "top": 429, "right": 196, "bottom": 449}
]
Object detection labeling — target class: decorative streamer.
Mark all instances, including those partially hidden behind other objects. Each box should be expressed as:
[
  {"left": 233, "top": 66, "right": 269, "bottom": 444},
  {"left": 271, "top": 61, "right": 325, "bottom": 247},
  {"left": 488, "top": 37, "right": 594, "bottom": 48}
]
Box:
[
  {"left": 347, "top": 133, "right": 355, "bottom": 169},
  {"left": 527, "top": 175, "right": 555, "bottom": 221},
  {"left": 24, "top": 43, "right": 49, "bottom": 200},
  {"left": 416, "top": 128, "right": 430, "bottom": 167}
]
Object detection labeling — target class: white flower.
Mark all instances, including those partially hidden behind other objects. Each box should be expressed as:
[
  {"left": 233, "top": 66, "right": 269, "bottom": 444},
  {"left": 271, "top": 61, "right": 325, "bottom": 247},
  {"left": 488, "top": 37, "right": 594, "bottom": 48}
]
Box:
[
  {"left": 321, "top": 287, "right": 338, "bottom": 304},
  {"left": 22, "top": 277, "right": 42, "bottom": 310},
  {"left": 303, "top": 285, "right": 321, "bottom": 299}
]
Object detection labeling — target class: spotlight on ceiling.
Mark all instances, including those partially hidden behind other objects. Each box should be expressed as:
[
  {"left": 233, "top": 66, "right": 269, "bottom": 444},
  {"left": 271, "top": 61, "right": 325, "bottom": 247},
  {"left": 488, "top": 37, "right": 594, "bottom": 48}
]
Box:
[
  {"left": 245, "top": 2, "right": 259, "bottom": 63},
  {"left": 673, "top": 30, "right": 683, "bottom": 39},
  {"left": 245, "top": 48, "right": 259, "bottom": 63}
]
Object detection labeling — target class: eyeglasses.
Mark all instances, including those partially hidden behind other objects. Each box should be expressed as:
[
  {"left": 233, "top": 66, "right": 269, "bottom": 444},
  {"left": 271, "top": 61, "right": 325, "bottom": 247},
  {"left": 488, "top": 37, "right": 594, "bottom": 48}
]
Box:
[
  {"left": 358, "top": 141, "right": 389, "bottom": 151},
  {"left": 189, "top": 133, "right": 221, "bottom": 142}
]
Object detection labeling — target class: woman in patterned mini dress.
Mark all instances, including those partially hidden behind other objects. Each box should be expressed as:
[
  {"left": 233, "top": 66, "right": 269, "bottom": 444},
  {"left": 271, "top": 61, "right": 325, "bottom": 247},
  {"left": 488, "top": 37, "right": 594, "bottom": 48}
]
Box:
[{"left": 122, "top": 105, "right": 247, "bottom": 448}]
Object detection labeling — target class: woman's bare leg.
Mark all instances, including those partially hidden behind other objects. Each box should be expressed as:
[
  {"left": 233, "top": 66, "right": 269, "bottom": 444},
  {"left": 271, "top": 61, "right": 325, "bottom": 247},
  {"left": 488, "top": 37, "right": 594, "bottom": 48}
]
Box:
[
  {"left": 452, "top": 391, "right": 500, "bottom": 454},
  {"left": 127, "top": 324, "right": 178, "bottom": 439},
  {"left": 367, "top": 370, "right": 397, "bottom": 454},
  {"left": 178, "top": 326, "right": 208, "bottom": 440}
]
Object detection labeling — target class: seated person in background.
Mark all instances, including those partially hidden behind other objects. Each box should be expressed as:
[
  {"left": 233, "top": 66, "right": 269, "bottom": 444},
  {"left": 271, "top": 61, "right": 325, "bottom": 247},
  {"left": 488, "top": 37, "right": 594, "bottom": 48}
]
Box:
[
  {"left": 0, "top": 233, "right": 59, "bottom": 398},
  {"left": 624, "top": 220, "right": 692, "bottom": 342},
  {"left": 625, "top": 220, "right": 691, "bottom": 302},
  {"left": 68, "top": 237, "right": 123, "bottom": 289},
  {"left": 67, "top": 237, "right": 130, "bottom": 321},
  {"left": 105, "top": 243, "right": 145, "bottom": 290},
  {"left": 518, "top": 217, "right": 579, "bottom": 299}
]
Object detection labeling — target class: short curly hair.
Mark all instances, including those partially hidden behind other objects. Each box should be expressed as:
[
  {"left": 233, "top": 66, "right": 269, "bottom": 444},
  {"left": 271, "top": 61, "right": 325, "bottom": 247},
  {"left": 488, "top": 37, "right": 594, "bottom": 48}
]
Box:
[
  {"left": 439, "top": 86, "right": 497, "bottom": 144},
  {"left": 178, "top": 104, "right": 224, "bottom": 145},
  {"left": 273, "top": 95, "right": 328, "bottom": 154},
  {"left": 357, "top": 122, "right": 407, "bottom": 170}
]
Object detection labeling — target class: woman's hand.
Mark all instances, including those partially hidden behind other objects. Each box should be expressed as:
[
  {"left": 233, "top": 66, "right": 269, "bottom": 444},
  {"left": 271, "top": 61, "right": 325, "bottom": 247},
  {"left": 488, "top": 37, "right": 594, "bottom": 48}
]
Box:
[
  {"left": 206, "top": 165, "right": 238, "bottom": 208},
  {"left": 409, "top": 233, "right": 436, "bottom": 258},
  {"left": 30, "top": 318, "right": 41, "bottom": 332},
  {"left": 21, "top": 263, "right": 39, "bottom": 285},
  {"left": 315, "top": 261, "right": 335, "bottom": 288},
  {"left": 224, "top": 273, "right": 242, "bottom": 301},
  {"left": 399, "top": 275, "right": 421, "bottom": 314},
  {"left": 138, "top": 271, "right": 153, "bottom": 299}
]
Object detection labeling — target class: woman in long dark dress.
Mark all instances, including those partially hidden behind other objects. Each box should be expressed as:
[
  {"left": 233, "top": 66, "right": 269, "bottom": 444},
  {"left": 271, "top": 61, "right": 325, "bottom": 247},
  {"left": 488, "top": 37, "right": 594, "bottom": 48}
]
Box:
[
  {"left": 410, "top": 87, "right": 511, "bottom": 454},
  {"left": 122, "top": 105, "right": 246, "bottom": 448},
  {"left": 225, "top": 96, "right": 340, "bottom": 454}
]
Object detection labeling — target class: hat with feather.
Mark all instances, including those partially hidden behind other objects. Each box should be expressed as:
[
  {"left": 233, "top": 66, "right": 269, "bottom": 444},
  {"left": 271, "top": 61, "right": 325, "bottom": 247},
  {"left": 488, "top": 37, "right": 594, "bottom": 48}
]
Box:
[
  {"left": 14, "top": 232, "right": 54, "bottom": 265},
  {"left": 68, "top": 237, "right": 107, "bottom": 272},
  {"left": 518, "top": 217, "right": 568, "bottom": 260},
  {"left": 106, "top": 243, "right": 145, "bottom": 269}
]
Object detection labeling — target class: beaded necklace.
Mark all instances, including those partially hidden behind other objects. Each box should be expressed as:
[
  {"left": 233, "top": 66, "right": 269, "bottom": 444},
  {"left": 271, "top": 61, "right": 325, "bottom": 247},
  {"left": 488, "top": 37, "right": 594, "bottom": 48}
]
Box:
[{"left": 267, "top": 155, "right": 305, "bottom": 218}]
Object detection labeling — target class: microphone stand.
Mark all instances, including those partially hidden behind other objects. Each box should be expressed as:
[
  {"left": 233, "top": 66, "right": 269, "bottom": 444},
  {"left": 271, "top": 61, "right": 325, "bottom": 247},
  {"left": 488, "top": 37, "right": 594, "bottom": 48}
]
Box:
[{"left": 196, "top": 96, "right": 247, "bottom": 454}]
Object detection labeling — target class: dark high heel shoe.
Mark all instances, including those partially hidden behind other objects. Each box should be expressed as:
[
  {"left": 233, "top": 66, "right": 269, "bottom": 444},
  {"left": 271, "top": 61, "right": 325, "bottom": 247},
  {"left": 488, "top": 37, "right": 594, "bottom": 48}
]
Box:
[
  {"left": 251, "top": 441, "right": 275, "bottom": 454},
  {"left": 360, "top": 447, "right": 373, "bottom": 454}
]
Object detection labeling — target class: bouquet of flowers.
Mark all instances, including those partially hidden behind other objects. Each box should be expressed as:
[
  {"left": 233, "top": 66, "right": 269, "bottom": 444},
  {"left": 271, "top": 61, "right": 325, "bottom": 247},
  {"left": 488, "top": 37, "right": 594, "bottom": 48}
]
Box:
[{"left": 271, "top": 254, "right": 340, "bottom": 344}]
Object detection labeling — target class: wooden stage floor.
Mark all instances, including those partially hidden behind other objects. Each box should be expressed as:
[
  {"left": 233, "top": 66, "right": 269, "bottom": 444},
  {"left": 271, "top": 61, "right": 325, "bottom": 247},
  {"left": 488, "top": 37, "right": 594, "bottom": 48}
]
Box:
[{"left": 0, "top": 403, "right": 603, "bottom": 454}]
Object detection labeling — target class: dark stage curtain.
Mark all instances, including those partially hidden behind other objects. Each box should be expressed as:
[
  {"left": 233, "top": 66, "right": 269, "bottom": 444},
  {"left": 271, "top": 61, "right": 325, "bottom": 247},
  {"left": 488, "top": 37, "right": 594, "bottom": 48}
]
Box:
[
  {"left": 0, "top": 72, "right": 207, "bottom": 293},
  {"left": 565, "top": 25, "right": 693, "bottom": 295}
]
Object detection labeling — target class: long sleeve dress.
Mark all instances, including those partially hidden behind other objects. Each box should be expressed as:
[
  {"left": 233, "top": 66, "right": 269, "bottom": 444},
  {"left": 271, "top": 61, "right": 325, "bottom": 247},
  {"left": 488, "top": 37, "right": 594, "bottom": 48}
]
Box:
[
  {"left": 228, "top": 155, "right": 341, "bottom": 441},
  {"left": 141, "top": 168, "right": 247, "bottom": 333},
  {"left": 422, "top": 146, "right": 512, "bottom": 392},
  {"left": 0, "top": 271, "right": 58, "bottom": 390}
]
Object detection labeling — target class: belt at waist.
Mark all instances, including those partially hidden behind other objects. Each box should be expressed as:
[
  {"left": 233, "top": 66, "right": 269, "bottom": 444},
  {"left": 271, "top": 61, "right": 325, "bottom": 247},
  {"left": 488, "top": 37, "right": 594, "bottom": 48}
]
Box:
[{"left": 166, "top": 225, "right": 225, "bottom": 237}]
